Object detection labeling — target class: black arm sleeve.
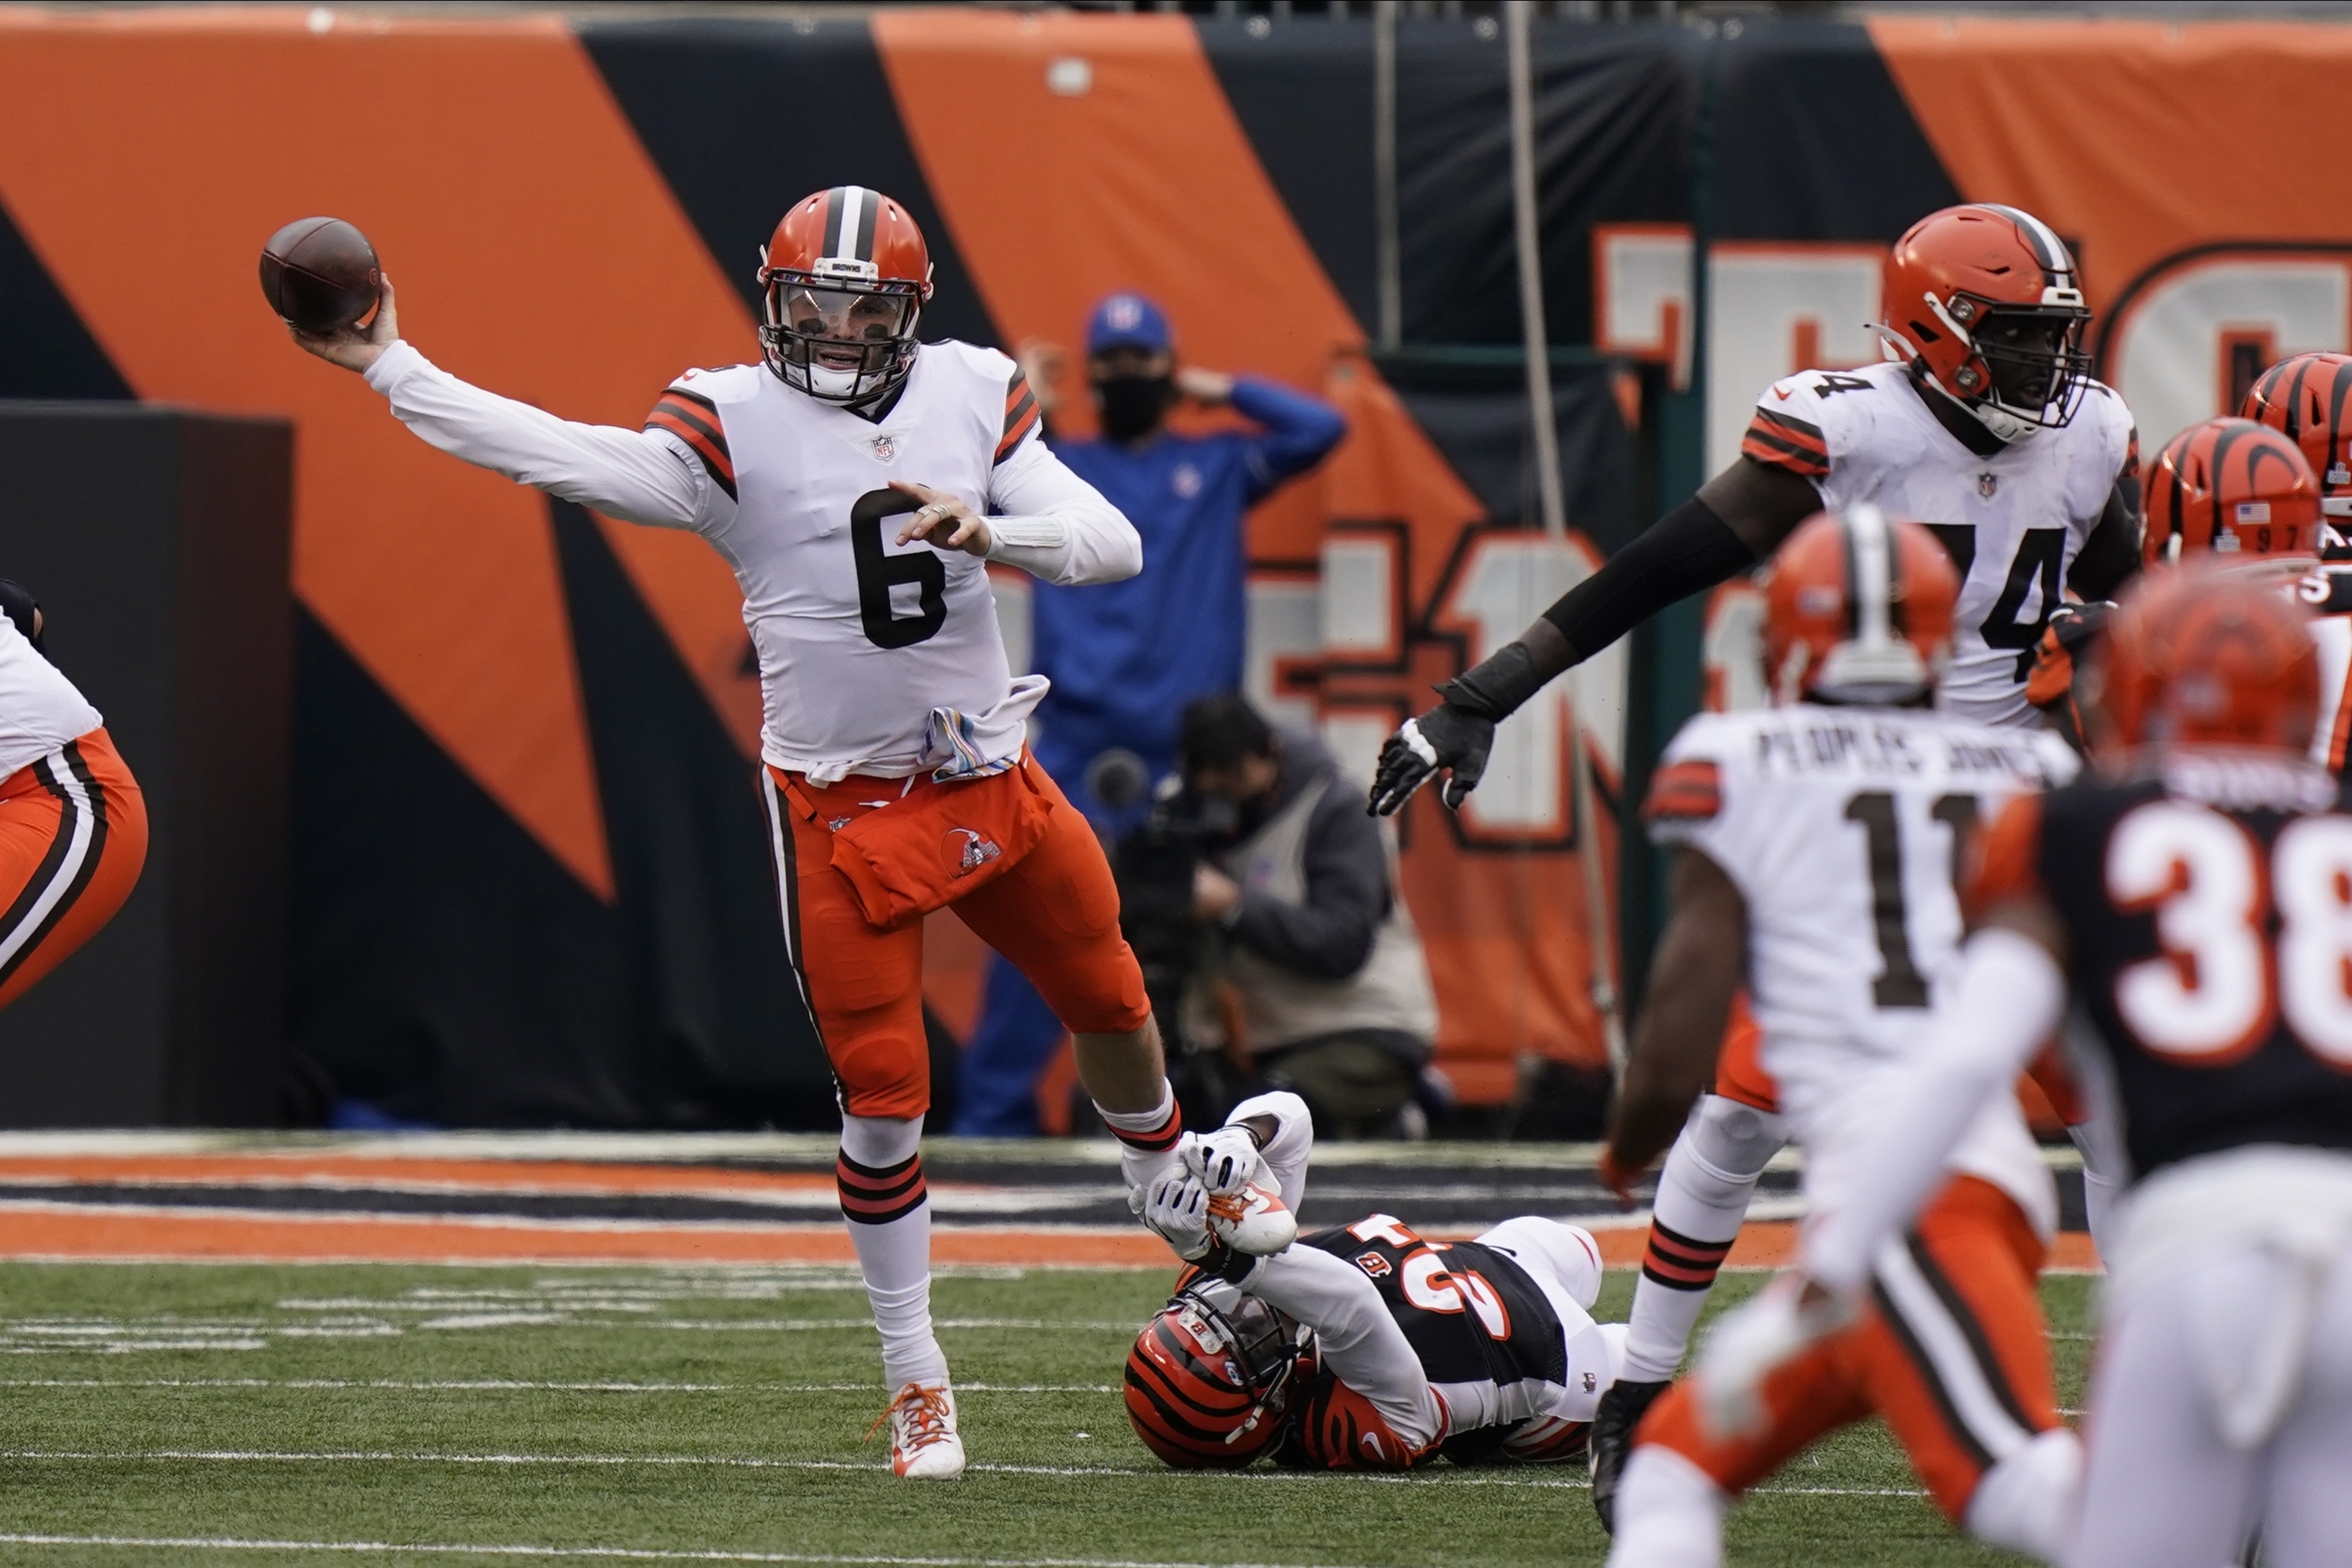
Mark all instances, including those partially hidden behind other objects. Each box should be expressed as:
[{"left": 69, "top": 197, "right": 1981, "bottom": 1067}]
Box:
[
  {"left": 1542, "top": 494, "right": 1757, "bottom": 663},
  {"left": 2068, "top": 476, "right": 2142, "bottom": 602}
]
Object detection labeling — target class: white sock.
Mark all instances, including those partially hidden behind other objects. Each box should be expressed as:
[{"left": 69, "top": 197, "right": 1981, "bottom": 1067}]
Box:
[
  {"left": 1097, "top": 1082, "right": 1182, "bottom": 1189},
  {"left": 1622, "top": 1096, "right": 1784, "bottom": 1383},
  {"left": 1964, "top": 1428, "right": 2081, "bottom": 1561},
  {"left": 1605, "top": 1446, "right": 1729, "bottom": 1568},
  {"left": 838, "top": 1114, "right": 949, "bottom": 1392}
]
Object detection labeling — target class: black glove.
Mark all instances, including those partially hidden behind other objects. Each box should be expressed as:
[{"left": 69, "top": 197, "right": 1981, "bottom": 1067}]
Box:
[{"left": 1366, "top": 641, "right": 1547, "bottom": 816}]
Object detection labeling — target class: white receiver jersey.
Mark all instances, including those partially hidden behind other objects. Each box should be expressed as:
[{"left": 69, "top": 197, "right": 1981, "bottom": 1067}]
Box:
[
  {"left": 1742, "top": 361, "right": 2137, "bottom": 728},
  {"left": 1645, "top": 704, "right": 2077, "bottom": 1227},
  {"left": 0, "top": 615, "right": 99, "bottom": 781},
  {"left": 654, "top": 342, "right": 1043, "bottom": 780},
  {"left": 2302, "top": 566, "right": 2352, "bottom": 776}
]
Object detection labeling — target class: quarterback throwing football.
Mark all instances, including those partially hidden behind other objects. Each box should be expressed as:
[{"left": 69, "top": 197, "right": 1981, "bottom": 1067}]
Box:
[{"left": 293, "top": 186, "right": 1196, "bottom": 1480}]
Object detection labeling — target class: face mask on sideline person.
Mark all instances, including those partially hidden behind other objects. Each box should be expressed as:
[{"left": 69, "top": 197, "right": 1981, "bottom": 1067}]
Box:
[{"left": 1095, "top": 373, "right": 1175, "bottom": 443}]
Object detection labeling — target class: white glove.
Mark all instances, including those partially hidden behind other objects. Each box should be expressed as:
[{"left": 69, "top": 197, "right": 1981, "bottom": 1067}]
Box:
[
  {"left": 1180, "top": 1125, "right": 1266, "bottom": 1196},
  {"left": 1693, "top": 1273, "right": 1857, "bottom": 1441},
  {"left": 1139, "top": 1171, "right": 1214, "bottom": 1262}
]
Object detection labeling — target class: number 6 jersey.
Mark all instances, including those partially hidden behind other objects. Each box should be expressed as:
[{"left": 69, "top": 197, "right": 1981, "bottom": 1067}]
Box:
[
  {"left": 1742, "top": 361, "right": 2138, "bottom": 728},
  {"left": 362, "top": 337, "right": 1140, "bottom": 784}
]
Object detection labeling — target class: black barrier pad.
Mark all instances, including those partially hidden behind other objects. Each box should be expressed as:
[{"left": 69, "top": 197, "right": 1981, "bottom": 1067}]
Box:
[
  {"left": 550, "top": 501, "right": 833, "bottom": 1126},
  {"left": 579, "top": 16, "right": 998, "bottom": 350}
]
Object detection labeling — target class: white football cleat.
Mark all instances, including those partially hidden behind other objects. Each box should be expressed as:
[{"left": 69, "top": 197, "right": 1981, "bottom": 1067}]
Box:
[
  {"left": 1206, "top": 1180, "right": 1297, "bottom": 1256},
  {"left": 872, "top": 1382, "right": 965, "bottom": 1479}
]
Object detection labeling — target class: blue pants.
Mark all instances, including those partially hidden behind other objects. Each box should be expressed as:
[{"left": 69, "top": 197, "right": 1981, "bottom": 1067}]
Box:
[{"left": 949, "top": 737, "right": 1167, "bottom": 1138}]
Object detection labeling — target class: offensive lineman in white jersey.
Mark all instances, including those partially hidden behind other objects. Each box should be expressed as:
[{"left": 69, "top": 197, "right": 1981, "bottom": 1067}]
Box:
[
  {"left": 1600, "top": 507, "right": 2084, "bottom": 1567},
  {"left": 1363, "top": 202, "right": 2138, "bottom": 1521},
  {"left": 291, "top": 186, "right": 1209, "bottom": 1479}
]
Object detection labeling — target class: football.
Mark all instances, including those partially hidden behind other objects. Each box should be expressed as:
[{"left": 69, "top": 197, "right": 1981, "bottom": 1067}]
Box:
[{"left": 258, "top": 216, "right": 381, "bottom": 337}]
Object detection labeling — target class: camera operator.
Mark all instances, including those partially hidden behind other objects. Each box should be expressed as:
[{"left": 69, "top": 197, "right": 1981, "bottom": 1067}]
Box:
[{"left": 1175, "top": 695, "right": 1437, "bottom": 1139}]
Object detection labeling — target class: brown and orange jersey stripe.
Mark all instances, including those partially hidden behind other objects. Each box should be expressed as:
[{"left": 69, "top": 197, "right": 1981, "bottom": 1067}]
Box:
[
  {"left": 1741, "top": 407, "right": 1829, "bottom": 479},
  {"left": 644, "top": 384, "right": 737, "bottom": 501},
  {"left": 996, "top": 368, "right": 1040, "bottom": 465},
  {"left": 1642, "top": 758, "right": 1722, "bottom": 824}
]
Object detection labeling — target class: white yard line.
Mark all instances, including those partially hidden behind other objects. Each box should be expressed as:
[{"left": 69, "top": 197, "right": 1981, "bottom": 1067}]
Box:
[
  {"left": 0, "top": 1449, "right": 1929, "bottom": 1497},
  {"left": 0, "top": 1533, "right": 1362, "bottom": 1567}
]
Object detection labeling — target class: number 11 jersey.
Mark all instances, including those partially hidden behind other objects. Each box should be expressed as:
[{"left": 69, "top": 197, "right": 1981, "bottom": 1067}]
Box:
[
  {"left": 649, "top": 341, "right": 1050, "bottom": 781},
  {"left": 1742, "top": 361, "right": 2138, "bottom": 729}
]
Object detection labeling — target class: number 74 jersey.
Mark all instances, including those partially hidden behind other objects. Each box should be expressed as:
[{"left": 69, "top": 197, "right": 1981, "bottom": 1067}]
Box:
[
  {"left": 1644, "top": 705, "right": 2079, "bottom": 1073},
  {"left": 1743, "top": 361, "right": 2137, "bottom": 729}
]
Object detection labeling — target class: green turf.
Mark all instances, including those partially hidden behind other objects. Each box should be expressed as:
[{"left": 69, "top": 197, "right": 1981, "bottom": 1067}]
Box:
[{"left": 0, "top": 1260, "right": 2097, "bottom": 1567}]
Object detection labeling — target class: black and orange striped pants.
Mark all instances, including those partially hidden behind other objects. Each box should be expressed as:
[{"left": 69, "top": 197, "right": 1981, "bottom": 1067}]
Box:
[{"left": 0, "top": 729, "right": 145, "bottom": 1011}]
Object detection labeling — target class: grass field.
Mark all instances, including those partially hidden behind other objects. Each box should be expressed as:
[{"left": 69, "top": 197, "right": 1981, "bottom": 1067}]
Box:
[{"left": 0, "top": 1260, "right": 2095, "bottom": 1567}]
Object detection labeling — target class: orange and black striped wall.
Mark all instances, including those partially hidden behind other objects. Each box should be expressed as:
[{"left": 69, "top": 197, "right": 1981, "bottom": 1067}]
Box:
[{"left": 0, "top": 9, "right": 2346, "bottom": 1128}]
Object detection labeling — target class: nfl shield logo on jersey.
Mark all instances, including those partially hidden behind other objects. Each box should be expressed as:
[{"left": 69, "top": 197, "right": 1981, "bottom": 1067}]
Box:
[
  {"left": 1978, "top": 472, "right": 1998, "bottom": 499},
  {"left": 869, "top": 433, "right": 897, "bottom": 463}
]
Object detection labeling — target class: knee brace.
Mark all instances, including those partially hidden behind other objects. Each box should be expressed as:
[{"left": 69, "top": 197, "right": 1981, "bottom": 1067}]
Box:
[{"left": 1682, "top": 1095, "right": 1786, "bottom": 1196}]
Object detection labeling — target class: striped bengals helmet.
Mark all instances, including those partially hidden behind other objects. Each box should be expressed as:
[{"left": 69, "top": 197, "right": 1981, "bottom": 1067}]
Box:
[
  {"left": 2240, "top": 352, "right": 2352, "bottom": 557},
  {"left": 1878, "top": 204, "right": 2092, "bottom": 441},
  {"left": 2091, "top": 564, "right": 2317, "bottom": 752},
  {"left": 757, "top": 186, "right": 936, "bottom": 405},
  {"left": 1761, "top": 506, "right": 1961, "bottom": 707},
  {"left": 2141, "top": 417, "right": 2321, "bottom": 570},
  {"left": 1124, "top": 1286, "right": 1314, "bottom": 1468}
]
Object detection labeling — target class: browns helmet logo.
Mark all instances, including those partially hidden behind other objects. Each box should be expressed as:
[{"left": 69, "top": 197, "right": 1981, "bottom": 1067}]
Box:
[{"left": 944, "top": 828, "right": 1001, "bottom": 879}]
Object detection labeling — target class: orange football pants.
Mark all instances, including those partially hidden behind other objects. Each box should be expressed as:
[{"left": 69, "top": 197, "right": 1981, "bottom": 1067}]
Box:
[
  {"left": 1636, "top": 1175, "right": 2061, "bottom": 1522},
  {"left": 0, "top": 729, "right": 145, "bottom": 1010},
  {"left": 763, "top": 756, "right": 1149, "bottom": 1120}
]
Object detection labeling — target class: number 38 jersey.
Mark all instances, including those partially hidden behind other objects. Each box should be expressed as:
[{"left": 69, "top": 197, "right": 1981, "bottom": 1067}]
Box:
[
  {"left": 1977, "top": 752, "right": 2352, "bottom": 1183},
  {"left": 1742, "top": 361, "right": 2138, "bottom": 728},
  {"left": 648, "top": 342, "right": 1049, "bottom": 781}
]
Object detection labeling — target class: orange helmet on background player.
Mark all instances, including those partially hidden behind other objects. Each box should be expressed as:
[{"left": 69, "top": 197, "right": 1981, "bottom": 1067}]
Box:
[
  {"left": 2140, "top": 417, "right": 2321, "bottom": 570},
  {"left": 758, "top": 185, "right": 936, "bottom": 404},
  {"left": 2088, "top": 566, "right": 2318, "bottom": 753},
  {"left": 1761, "top": 506, "right": 1961, "bottom": 707},
  {"left": 2240, "top": 351, "right": 2352, "bottom": 558},
  {"left": 1123, "top": 1287, "right": 1314, "bottom": 1468},
  {"left": 1878, "top": 204, "right": 2092, "bottom": 441}
]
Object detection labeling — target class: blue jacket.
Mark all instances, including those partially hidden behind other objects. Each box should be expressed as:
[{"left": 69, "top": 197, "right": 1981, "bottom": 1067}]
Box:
[{"left": 1030, "top": 376, "right": 1346, "bottom": 782}]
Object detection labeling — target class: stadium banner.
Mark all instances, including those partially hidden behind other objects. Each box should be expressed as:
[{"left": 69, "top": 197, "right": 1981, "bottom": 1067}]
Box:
[{"left": 0, "top": 8, "right": 2337, "bottom": 1125}]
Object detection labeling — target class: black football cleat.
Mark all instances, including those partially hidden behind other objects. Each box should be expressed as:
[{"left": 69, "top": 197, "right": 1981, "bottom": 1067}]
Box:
[{"left": 1588, "top": 1377, "right": 1670, "bottom": 1536}]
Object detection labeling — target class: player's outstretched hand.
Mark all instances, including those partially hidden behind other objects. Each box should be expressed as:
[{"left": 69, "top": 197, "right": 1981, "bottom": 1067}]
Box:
[
  {"left": 1138, "top": 1171, "right": 1214, "bottom": 1262},
  {"left": 1367, "top": 699, "right": 1495, "bottom": 816},
  {"left": 1180, "top": 1126, "right": 1265, "bottom": 1196},
  {"left": 1692, "top": 1273, "right": 1856, "bottom": 1441},
  {"left": 889, "top": 480, "right": 992, "bottom": 558},
  {"left": 291, "top": 277, "right": 399, "bottom": 374}
]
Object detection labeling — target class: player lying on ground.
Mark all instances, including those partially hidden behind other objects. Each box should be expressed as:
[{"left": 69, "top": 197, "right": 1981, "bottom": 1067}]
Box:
[
  {"left": 0, "top": 583, "right": 143, "bottom": 1013},
  {"left": 1598, "top": 508, "right": 2084, "bottom": 1567},
  {"left": 1123, "top": 1091, "right": 1627, "bottom": 1470},
  {"left": 290, "top": 185, "right": 1200, "bottom": 1481},
  {"left": 1716, "top": 568, "right": 2352, "bottom": 1568}
]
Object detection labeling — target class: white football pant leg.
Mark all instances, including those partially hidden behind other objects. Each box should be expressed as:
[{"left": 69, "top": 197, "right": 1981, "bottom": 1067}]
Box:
[
  {"left": 1621, "top": 1095, "right": 1786, "bottom": 1384},
  {"left": 2261, "top": 1241, "right": 2352, "bottom": 1568},
  {"left": 1604, "top": 1446, "right": 1727, "bottom": 1568},
  {"left": 1475, "top": 1215, "right": 1604, "bottom": 1309}
]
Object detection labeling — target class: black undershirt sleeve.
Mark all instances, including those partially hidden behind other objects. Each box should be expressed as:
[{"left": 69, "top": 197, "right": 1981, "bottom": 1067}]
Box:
[
  {"left": 1541, "top": 492, "right": 1758, "bottom": 663},
  {"left": 2067, "top": 476, "right": 2143, "bottom": 602}
]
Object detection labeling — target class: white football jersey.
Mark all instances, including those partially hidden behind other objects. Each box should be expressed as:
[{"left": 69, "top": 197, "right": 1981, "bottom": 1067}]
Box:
[
  {"left": 654, "top": 341, "right": 1045, "bottom": 781},
  {"left": 0, "top": 615, "right": 99, "bottom": 781},
  {"left": 1647, "top": 704, "right": 2077, "bottom": 1226},
  {"left": 2302, "top": 566, "right": 2352, "bottom": 776},
  {"left": 1743, "top": 361, "right": 2137, "bottom": 728}
]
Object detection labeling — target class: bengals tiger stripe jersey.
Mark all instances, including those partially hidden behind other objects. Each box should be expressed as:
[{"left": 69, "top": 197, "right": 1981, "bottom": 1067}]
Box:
[
  {"left": 1975, "top": 753, "right": 2352, "bottom": 1181},
  {"left": 1742, "top": 361, "right": 2137, "bottom": 728}
]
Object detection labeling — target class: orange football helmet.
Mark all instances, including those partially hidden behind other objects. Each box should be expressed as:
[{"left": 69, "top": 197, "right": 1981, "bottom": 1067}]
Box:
[
  {"left": 1878, "top": 204, "right": 2091, "bottom": 440},
  {"left": 1762, "top": 505, "right": 1961, "bottom": 707},
  {"left": 2092, "top": 566, "right": 2317, "bottom": 753},
  {"left": 2240, "top": 350, "right": 2352, "bottom": 556},
  {"left": 1124, "top": 1287, "right": 1313, "bottom": 1469},
  {"left": 758, "top": 186, "right": 936, "bottom": 404},
  {"left": 2141, "top": 417, "right": 2321, "bottom": 569}
]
